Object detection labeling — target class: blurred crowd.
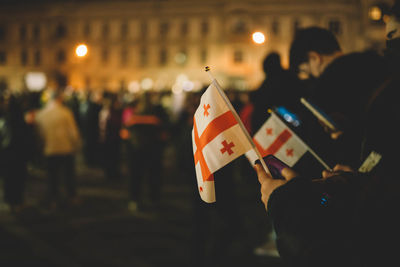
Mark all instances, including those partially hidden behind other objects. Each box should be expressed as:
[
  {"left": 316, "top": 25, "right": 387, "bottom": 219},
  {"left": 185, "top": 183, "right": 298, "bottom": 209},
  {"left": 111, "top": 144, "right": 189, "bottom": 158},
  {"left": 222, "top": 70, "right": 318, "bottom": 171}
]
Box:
[{"left": 1, "top": 1, "right": 400, "bottom": 266}]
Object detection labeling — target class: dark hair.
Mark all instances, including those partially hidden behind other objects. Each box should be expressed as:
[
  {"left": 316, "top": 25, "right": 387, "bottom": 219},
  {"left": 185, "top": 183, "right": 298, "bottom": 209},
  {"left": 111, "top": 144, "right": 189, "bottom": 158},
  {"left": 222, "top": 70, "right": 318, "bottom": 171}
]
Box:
[
  {"left": 263, "top": 52, "right": 282, "bottom": 74},
  {"left": 389, "top": 0, "right": 400, "bottom": 19},
  {"left": 289, "top": 27, "right": 341, "bottom": 72}
]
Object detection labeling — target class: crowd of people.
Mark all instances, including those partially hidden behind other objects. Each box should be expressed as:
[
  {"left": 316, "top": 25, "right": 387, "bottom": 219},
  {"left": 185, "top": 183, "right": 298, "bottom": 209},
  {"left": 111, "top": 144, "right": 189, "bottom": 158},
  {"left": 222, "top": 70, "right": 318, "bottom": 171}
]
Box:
[{"left": 1, "top": 1, "right": 400, "bottom": 266}]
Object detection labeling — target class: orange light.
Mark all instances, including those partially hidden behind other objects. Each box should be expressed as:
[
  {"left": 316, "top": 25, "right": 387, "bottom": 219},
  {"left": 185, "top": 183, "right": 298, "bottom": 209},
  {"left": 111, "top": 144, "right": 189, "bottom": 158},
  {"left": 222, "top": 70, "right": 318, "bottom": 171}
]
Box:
[
  {"left": 75, "top": 44, "right": 88, "bottom": 57},
  {"left": 252, "top": 32, "right": 266, "bottom": 44}
]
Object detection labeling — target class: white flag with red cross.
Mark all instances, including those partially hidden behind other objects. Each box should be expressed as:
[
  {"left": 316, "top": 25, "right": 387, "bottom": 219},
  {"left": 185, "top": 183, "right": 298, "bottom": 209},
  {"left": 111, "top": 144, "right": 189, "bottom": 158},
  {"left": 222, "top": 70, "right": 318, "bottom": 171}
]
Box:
[
  {"left": 245, "top": 112, "right": 308, "bottom": 167},
  {"left": 192, "top": 82, "right": 253, "bottom": 203}
]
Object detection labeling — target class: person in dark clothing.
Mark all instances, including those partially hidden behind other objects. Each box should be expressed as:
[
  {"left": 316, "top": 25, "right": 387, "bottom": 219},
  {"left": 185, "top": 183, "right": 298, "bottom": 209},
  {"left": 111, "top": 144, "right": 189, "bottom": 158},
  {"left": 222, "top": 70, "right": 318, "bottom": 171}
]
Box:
[
  {"left": 253, "top": 4, "right": 400, "bottom": 266},
  {"left": 250, "top": 52, "right": 303, "bottom": 135},
  {"left": 98, "top": 95, "right": 122, "bottom": 181},
  {"left": 0, "top": 94, "right": 33, "bottom": 213}
]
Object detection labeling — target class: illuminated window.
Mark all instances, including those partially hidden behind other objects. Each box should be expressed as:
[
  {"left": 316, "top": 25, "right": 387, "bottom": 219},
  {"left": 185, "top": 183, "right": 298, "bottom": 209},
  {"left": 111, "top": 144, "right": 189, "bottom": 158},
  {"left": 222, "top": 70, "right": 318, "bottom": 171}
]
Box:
[
  {"left": 34, "top": 50, "right": 41, "bottom": 66},
  {"left": 175, "top": 48, "right": 187, "bottom": 66},
  {"left": 329, "top": 20, "right": 341, "bottom": 35},
  {"left": 21, "top": 50, "right": 28, "bottom": 66},
  {"left": 0, "top": 51, "right": 6, "bottom": 65},
  {"left": 233, "top": 49, "right": 243, "bottom": 63}
]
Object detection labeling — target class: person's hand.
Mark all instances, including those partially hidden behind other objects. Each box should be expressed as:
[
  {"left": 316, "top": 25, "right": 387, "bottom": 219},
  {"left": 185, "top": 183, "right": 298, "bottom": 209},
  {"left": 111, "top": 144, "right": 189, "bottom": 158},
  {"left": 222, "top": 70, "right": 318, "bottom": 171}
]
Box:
[
  {"left": 254, "top": 163, "right": 298, "bottom": 212},
  {"left": 322, "top": 164, "right": 354, "bottom": 179}
]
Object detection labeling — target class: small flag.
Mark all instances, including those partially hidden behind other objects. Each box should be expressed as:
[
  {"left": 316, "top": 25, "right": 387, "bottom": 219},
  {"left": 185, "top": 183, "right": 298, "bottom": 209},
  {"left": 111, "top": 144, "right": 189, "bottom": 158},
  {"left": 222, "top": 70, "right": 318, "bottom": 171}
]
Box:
[
  {"left": 246, "top": 112, "right": 308, "bottom": 167},
  {"left": 192, "top": 82, "right": 252, "bottom": 203}
]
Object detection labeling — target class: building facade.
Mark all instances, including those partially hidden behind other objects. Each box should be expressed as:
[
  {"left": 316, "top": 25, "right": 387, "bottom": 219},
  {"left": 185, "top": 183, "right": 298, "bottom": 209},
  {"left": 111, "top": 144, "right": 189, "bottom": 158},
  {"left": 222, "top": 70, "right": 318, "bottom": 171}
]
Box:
[{"left": 0, "top": 0, "right": 392, "bottom": 93}]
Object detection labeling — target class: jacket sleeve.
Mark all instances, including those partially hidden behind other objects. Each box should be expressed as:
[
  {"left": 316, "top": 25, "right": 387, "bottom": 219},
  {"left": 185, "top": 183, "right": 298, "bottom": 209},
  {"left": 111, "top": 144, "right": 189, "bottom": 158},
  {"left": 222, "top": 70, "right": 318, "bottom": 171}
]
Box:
[{"left": 266, "top": 172, "right": 367, "bottom": 266}]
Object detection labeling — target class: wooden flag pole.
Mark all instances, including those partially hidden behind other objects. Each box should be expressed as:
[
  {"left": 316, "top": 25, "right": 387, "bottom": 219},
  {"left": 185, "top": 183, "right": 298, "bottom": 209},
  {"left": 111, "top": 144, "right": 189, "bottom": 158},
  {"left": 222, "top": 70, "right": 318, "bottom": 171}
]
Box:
[{"left": 204, "top": 66, "right": 270, "bottom": 175}]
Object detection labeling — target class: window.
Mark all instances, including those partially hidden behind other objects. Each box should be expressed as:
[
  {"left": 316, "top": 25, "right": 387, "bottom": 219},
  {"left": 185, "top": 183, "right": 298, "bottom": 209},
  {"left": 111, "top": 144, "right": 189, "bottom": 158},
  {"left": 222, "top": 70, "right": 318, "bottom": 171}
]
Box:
[
  {"left": 56, "top": 49, "right": 66, "bottom": 64},
  {"left": 21, "top": 50, "right": 28, "bottom": 66},
  {"left": 54, "top": 23, "right": 67, "bottom": 39},
  {"left": 201, "top": 21, "right": 209, "bottom": 35},
  {"left": 33, "top": 25, "right": 40, "bottom": 40},
  {"left": 34, "top": 50, "right": 41, "bottom": 66},
  {"left": 102, "top": 23, "right": 109, "bottom": 39},
  {"left": 140, "top": 21, "right": 148, "bottom": 38},
  {"left": 175, "top": 48, "right": 187, "bottom": 66},
  {"left": 181, "top": 21, "right": 188, "bottom": 36},
  {"left": 293, "top": 19, "right": 301, "bottom": 33},
  {"left": 121, "top": 22, "right": 128, "bottom": 40},
  {"left": 159, "top": 48, "right": 167, "bottom": 66},
  {"left": 232, "top": 19, "right": 247, "bottom": 34},
  {"left": 84, "top": 23, "right": 91, "bottom": 38},
  {"left": 140, "top": 47, "right": 147, "bottom": 67},
  {"left": 101, "top": 48, "right": 109, "bottom": 64},
  {"left": 200, "top": 48, "right": 207, "bottom": 64},
  {"left": 0, "top": 51, "right": 6, "bottom": 65},
  {"left": 159, "top": 21, "right": 169, "bottom": 37},
  {"left": 20, "top": 25, "right": 27, "bottom": 41},
  {"left": 233, "top": 49, "right": 243, "bottom": 64},
  {"left": 121, "top": 48, "right": 128, "bottom": 66},
  {"left": 272, "top": 20, "right": 279, "bottom": 35},
  {"left": 329, "top": 20, "right": 342, "bottom": 35},
  {"left": 0, "top": 25, "right": 6, "bottom": 41}
]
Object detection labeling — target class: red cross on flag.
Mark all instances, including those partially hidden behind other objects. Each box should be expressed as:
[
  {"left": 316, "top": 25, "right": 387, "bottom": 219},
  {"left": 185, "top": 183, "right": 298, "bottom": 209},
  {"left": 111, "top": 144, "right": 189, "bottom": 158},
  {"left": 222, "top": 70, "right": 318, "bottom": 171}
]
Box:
[
  {"left": 246, "top": 112, "right": 308, "bottom": 167},
  {"left": 192, "top": 82, "right": 252, "bottom": 203}
]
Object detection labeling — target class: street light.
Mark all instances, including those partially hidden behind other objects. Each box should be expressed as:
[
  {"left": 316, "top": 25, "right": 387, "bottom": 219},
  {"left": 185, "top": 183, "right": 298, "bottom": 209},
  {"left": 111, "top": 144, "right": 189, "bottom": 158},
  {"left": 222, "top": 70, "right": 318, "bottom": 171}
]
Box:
[
  {"left": 252, "top": 31, "right": 266, "bottom": 44},
  {"left": 75, "top": 44, "right": 88, "bottom": 57}
]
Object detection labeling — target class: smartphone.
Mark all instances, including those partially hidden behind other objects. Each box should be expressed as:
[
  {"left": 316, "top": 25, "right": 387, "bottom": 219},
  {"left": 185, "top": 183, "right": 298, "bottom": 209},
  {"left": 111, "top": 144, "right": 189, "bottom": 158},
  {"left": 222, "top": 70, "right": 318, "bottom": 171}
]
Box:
[
  {"left": 300, "top": 97, "right": 339, "bottom": 132},
  {"left": 275, "top": 106, "right": 301, "bottom": 127},
  {"left": 263, "top": 154, "right": 289, "bottom": 179}
]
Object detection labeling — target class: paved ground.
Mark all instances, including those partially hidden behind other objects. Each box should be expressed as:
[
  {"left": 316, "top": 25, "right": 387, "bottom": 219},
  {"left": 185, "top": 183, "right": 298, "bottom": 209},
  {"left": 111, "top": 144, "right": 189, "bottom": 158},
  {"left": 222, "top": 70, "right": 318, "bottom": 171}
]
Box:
[{"left": 0, "top": 145, "right": 283, "bottom": 267}]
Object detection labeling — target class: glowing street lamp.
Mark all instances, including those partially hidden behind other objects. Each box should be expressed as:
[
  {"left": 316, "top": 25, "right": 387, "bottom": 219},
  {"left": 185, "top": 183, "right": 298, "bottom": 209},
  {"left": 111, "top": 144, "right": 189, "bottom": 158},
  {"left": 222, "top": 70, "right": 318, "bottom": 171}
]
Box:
[
  {"left": 252, "top": 31, "right": 266, "bottom": 44},
  {"left": 75, "top": 44, "right": 88, "bottom": 57}
]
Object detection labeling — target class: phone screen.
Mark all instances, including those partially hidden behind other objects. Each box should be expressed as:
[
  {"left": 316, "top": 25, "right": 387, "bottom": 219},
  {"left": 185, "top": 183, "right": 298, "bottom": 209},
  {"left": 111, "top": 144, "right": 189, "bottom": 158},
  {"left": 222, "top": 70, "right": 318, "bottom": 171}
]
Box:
[{"left": 275, "top": 106, "right": 301, "bottom": 127}]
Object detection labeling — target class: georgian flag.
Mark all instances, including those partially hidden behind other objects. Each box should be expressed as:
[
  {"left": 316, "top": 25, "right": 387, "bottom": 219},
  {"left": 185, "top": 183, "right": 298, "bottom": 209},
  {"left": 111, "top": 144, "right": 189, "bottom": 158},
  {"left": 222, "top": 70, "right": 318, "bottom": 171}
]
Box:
[
  {"left": 246, "top": 112, "right": 308, "bottom": 167},
  {"left": 192, "top": 82, "right": 252, "bottom": 203}
]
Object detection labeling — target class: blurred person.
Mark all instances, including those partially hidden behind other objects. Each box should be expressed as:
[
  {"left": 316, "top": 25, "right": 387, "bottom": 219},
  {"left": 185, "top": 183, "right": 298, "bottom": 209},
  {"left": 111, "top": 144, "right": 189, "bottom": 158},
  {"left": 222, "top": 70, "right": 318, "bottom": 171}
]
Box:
[
  {"left": 253, "top": 4, "right": 400, "bottom": 266},
  {"left": 124, "top": 92, "right": 169, "bottom": 212},
  {"left": 98, "top": 94, "right": 122, "bottom": 181},
  {"left": 289, "top": 26, "right": 388, "bottom": 169},
  {"left": 35, "top": 90, "right": 82, "bottom": 209},
  {"left": 0, "top": 93, "right": 34, "bottom": 213}
]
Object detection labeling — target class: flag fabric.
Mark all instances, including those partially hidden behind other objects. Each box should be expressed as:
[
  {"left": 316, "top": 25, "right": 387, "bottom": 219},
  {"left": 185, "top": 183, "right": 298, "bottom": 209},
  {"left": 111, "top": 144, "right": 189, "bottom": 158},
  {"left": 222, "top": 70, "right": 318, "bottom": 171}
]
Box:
[
  {"left": 192, "top": 82, "right": 252, "bottom": 203},
  {"left": 246, "top": 112, "right": 308, "bottom": 167}
]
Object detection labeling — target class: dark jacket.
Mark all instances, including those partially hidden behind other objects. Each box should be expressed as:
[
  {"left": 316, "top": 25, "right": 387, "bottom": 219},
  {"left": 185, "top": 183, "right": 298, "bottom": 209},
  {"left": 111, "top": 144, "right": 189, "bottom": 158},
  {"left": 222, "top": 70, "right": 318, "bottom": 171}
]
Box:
[{"left": 267, "top": 58, "right": 400, "bottom": 267}]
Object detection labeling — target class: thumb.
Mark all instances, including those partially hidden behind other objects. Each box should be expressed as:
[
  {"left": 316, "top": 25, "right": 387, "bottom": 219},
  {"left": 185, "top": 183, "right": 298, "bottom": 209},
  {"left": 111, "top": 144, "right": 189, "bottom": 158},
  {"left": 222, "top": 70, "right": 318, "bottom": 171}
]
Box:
[
  {"left": 281, "top": 167, "right": 298, "bottom": 181},
  {"left": 254, "top": 163, "right": 272, "bottom": 184}
]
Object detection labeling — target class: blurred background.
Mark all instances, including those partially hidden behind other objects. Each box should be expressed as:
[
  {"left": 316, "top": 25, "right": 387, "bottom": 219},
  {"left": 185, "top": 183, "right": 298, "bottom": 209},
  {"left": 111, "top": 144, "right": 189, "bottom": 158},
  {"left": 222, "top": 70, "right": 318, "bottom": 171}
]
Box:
[{"left": 0, "top": 0, "right": 393, "bottom": 266}]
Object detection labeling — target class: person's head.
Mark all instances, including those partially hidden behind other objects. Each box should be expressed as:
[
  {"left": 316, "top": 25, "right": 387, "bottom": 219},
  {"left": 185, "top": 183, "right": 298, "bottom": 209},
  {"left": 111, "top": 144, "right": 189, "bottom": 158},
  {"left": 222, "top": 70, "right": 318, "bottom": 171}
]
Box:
[
  {"left": 262, "top": 52, "right": 283, "bottom": 75},
  {"left": 290, "top": 27, "right": 342, "bottom": 78},
  {"left": 386, "top": 1, "right": 400, "bottom": 51}
]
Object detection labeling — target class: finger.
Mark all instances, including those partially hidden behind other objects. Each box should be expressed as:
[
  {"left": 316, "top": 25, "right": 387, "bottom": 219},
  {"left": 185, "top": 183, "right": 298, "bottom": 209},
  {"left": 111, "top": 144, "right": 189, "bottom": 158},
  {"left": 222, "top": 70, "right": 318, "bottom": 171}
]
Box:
[
  {"left": 281, "top": 167, "right": 298, "bottom": 181},
  {"left": 333, "top": 164, "right": 353, "bottom": 172},
  {"left": 254, "top": 163, "right": 271, "bottom": 184}
]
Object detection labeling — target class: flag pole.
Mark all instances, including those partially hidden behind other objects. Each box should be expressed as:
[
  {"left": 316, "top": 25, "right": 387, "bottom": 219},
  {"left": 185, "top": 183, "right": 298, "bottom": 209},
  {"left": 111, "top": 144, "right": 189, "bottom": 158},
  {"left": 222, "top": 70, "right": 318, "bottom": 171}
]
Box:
[
  {"left": 205, "top": 66, "right": 270, "bottom": 175},
  {"left": 268, "top": 109, "right": 332, "bottom": 171}
]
